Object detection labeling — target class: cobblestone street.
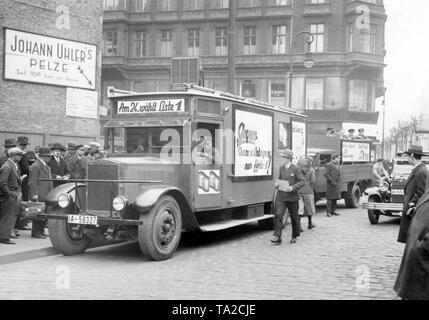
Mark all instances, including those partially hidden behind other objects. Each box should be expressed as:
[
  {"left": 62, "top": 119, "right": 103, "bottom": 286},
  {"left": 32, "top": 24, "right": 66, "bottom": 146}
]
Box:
[{"left": 0, "top": 200, "right": 404, "bottom": 300}]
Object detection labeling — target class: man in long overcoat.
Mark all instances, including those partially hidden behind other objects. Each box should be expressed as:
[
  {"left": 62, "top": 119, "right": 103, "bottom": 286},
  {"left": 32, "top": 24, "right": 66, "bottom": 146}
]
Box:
[
  {"left": 0, "top": 148, "right": 23, "bottom": 244},
  {"left": 394, "top": 188, "right": 429, "bottom": 299},
  {"left": 397, "top": 145, "right": 429, "bottom": 244},
  {"left": 29, "top": 147, "right": 54, "bottom": 239},
  {"left": 324, "top": 153, "right": 342, "bottom": 217},
  {"left": 48, "top": 143, "right": 70, "bottom": 188},
  {"left": 16, "top": 136, "right": 31, "bottom": 231},
  {"left": 66, "top": 144, "right": 87, "bottom": 179}
]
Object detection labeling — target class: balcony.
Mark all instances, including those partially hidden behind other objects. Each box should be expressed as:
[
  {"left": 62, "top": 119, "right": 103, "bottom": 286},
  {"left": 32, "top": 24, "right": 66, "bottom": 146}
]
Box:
[
  {"left": 181, "top": 9, "right": 205, "bottom": 20},
  {"left": 155, "top": 11, "right": 179, "bottom": 21},
  {"left": 208, "top": 8, "right": 229, "bottom": 20},
  {"left": 303, "top": 3, "right": 331, "bottom": 17},
  {"left": 265, "top": 5, "right": 293, "bottom": 17},
  {"left": 128, "top": 12, "right": 152, "bottom": 23},
  {"left": 103, "top": 10, "right": 129, "bottom": 22},
  {"left": 347, "top": 52, "right": 385, "bottom": 68},
  {"left": 237, "top": 6, "right": 263, "bottom": 18},
  {"left": 102, "top": 56, "right": 172, "bottom": 70},
  {"left": 345, "top": 1, "right": 386, "bottom": 18}
]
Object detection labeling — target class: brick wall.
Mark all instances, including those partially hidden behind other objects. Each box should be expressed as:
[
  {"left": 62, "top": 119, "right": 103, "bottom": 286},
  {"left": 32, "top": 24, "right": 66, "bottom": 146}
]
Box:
[{"left": 0, "top": 0, "right": 103, "bottom": 146}]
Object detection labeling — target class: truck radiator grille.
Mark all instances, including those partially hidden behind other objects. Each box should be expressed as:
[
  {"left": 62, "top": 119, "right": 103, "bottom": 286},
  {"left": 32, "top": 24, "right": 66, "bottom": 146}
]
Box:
[{"left": 87, "top": 164, "right": 119, "bottom": 211}]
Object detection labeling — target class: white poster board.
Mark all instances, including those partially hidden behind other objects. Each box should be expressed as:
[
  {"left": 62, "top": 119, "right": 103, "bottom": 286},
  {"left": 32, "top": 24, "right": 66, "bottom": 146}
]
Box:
[
  {"left": 342, "top": 141, "right": 371, "bottom": 162},
  {"left": 234, "top": 109, "right": 273, "bottom": 178},
  {"left": 292, "top": 121, "right": 306, "bottom": 163},
  {"left": 66, "top": 88, "right": 98, "bottom": 119},
  {"left": 4, "top": 29, "right": 96, "bottom": 90},
  {"left": 117, "top": 99, "right": 185, "bottom": 114}
]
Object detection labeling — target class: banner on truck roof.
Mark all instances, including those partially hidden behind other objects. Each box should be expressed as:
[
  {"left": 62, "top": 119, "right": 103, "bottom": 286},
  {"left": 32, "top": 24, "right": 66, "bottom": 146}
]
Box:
[
  {"left": 342, "top": 141, "right": 371, "bottom": 162},
  {"left": 117, "top": 99, "right": 185, "bottom": 115}
]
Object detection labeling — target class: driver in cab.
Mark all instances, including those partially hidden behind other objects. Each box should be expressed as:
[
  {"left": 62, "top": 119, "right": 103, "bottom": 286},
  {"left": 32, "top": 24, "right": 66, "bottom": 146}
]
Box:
[{"left": 373, "top": 158, "right": 389, "bottom": 183}]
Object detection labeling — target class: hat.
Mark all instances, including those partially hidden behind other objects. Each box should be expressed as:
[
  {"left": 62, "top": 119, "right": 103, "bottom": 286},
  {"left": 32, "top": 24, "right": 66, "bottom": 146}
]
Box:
[
  {"left": 358, "top": 128, "right": 365, "bottom": 133},
  {"left": 7, "top": 147, "right": 24, "bottom": 157},
  {"left": 51, "top": 142, "right": 66, "bottom": 151},
  {"left": 66, "top": 142, "right": 77, "bottom": 150},
  {"left": 403, "top": 145, "right": 423, "bottom": 157},
  {"left": 17, "top": 136, "right": 30, "bottom": 145},
  {"left": 3, "top": 138, "right": 17, "bottom": 147},
  {"left": 75, "top": 144, "right": 85, "bottom": 150},
  {"left": 279, "top": 149, "right": 294, "bottom": 159},
  {"left": 348, "top": 129, "right": 355, "bottom": 133},
  {"left": 38, "top": 147, "right": 53, "bottom": 157}
]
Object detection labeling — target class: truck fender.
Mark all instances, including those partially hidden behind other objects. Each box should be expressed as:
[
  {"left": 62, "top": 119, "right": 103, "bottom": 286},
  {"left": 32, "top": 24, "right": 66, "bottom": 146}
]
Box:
[
  {"left": 132, "top": 185, "right": 199, "bottom": 231},
  {"left": 364, "top": 187, "right": 381, "bottom": 197},
  {"left": 45, "top": 183, "right": 86, "bottom": 208}
]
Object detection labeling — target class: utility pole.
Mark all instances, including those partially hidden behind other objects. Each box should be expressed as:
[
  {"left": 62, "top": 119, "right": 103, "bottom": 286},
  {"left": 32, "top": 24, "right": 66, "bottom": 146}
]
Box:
[
  {"left": 228, "top": 0, "right": 236, "bottom": 94},
  {"left": 381, "top": 88, "right": 386, "bottom": 159}
]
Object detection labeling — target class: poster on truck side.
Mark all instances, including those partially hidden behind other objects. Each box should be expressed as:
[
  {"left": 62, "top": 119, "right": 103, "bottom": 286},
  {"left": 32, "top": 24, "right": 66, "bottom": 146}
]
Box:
[
  {"left": 341, "top": 141, "right": 371, "bottom": 163},
  {"left": 233, "top": 107, "right": 273, "bottom": 180},
  {"left": 291, "top": 120, "right": 306, "bottom": 163}
]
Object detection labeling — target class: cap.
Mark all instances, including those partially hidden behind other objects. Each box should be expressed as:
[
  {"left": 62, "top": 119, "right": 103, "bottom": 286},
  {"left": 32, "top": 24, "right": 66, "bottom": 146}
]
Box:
[
  {"left": 7, "top": 147, "right": 24, "bottom": 157},
  {"left": 358, "top": 128, "right": 365, "bottom": 133},
  {"left": 279, "top": 149, "right": 294, "bottom": 159},
  {"left": 348, "top": 129, "right": 355, "bottom": 133},
  {"left": 332, "top": 153, "right": 341, "bottom": 160}
]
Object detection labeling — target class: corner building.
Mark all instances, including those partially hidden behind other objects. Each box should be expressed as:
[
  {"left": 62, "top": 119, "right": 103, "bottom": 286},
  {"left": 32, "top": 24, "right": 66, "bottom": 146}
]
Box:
[{"left": 102, "top": 0, "right": 386, "bottom": 136}]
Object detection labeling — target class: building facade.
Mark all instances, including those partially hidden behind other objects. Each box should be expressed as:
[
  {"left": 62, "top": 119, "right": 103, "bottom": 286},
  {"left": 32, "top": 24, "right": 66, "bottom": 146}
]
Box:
[
  {"left": 102, "top": 0, "right": 386, "bottom": 136},
  {"left": 0, "top": 0, "right": 103, "bottom": 148}
]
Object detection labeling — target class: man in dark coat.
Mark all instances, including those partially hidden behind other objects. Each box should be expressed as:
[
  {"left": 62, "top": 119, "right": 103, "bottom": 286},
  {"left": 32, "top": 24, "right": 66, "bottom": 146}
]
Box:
[
  {"left": 16, "top": 136, "right": 31, "bottom": 231},
  {"left": 48, "top": 143, "right": 70, "bottom": 188},
  {"left": 397, "top": 145, "right": 429, "bottom": 244},
  {"left": 0, "top": 138, "right": 17, "bottom": 168},
  {"left": 66, "top": 144, "right": 87, "bottom": 179},
  {"left": 271, "top": 149, "right": 305, "bottom": 245},
  {"left": 324, "top": 153, "right": 342, "bottom": 217},
  {"left": 29, "top": 147, "right": 54, "bottom": 239},
  {"left": 394, "top": 188, "right": 429, "bottom": 299},
  {"left": 0, "top": 148, "right": 23, "bottom": 244}
]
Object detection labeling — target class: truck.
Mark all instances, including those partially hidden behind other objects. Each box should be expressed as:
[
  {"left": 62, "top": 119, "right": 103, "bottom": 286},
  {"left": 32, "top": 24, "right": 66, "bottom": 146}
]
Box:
[
  {"left": 34, "top": 84, "right": 308, "bottom": 261},
  {"left": 307, "top": 135, "right": 374, "bottom": 208}
]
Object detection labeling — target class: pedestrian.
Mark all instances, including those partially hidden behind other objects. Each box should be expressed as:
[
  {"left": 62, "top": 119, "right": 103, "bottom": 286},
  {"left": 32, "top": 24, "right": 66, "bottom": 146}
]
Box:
[
  {"left": 271, "top": 149, "right": 305, "bottom": 245},
  {"left": 347, "top": 129, "right": 356, "bottom": 139},
  {"left": 0, "top": 147, "right": 23, "bottom": 245},
  {"left": 88, "top": 142, "right": 103, "bottom": 161},
  {"left": 66, "top": 144, "right": 87, "bottom": 179},
  {"left": 0, "top": 138, "right": 18, "bottom": 167},
  {"left": 356, "top": 128, "right": 367, "bottom": 140},
  {"left": 397, "top": 145, "right": 429, "bottom": 244},
  {"left": 29, "top": 147, "right": 53, "bottom": 239},
  {"left": 373, "top": 158, "right": 389, "bottom": 183},
  {"left": 297, "top": 157, "right": 317, "bottom": 230},
  {"left": 16, "top": 136, "right": 31, "bottom": 231},
  {"left": 324, "top": 153, "right": 342, "bottom": 217},
  {"left": 64, "top": 142, "right": 77, "bottom": 162},
  {"left": 394, "top": 188, "right": 429, "bottom": 300},
  {"left": 48, "top": 143, "right": 70, "bottom": 188}
]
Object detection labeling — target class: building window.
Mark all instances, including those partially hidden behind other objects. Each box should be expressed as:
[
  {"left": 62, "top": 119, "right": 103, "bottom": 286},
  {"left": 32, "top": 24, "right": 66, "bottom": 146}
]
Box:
[
  {"left": 268, "top": 0, "right": 289, "bottom": 5},
  {"left": 243, "top": 26, "right": 257, "bottom": 55},
  {"left": 308, "top": 0, "right": 326, "bottom": 4},
  {"left": 103, "top": 30, "right": 118, "bottom": 56},
  {"left": 183, "top": 0, "right": 204, "bottom": 10},
  {"left": 103, "top": 0, "right": 126, "bottom": 10},
  {"left": 239, "top": 0, "right": 261, "bottom": 8},
  {"left": 159, "top": 0, "right": 177, "bottom": 11},
  {"left": 212, "top": 0, "right": 229, "bottom": 8},
  {"left": 130, "top": 0, "right": 151, "bottom": 12},
  {"left": 188, "top": 29, "right": 200, "bottom": 56},
  {"left": 134, "top": 31, "right": 146, "bottom": 57},
  {"left": 272, "top": 25, "right": 287, "bottom": 54},
  {"left": 306, "top": 78, "right": 324, "bottom": 110},
  {"left": 270, "top": 81, "right": 286, "bottom": 107},
  {"left": 360, "top": 24, "right": 377, "bottom": 53},
  {"left": 310, "top": 24, "right": 324, "bottom": 53},
  {"left": 161, "top": 30, "right": 173, "bottom": 57},
  {"left": 241, "top": 80, "right": 256, "bottom": 98},
  {"left": 215, "top": 27, "right": 228, "bottom": 56},
  {"left": 349, "top": 79, "right": 368, "bottom": 112}
]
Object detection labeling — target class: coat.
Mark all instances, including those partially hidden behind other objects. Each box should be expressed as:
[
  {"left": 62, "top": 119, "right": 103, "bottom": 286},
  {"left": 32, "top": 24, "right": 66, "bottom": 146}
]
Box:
[
  {"left": 298, "top": 167, "right": 316, "bottom": 195},
  {"left": 48, "top": 156, "right": 69, "bottom": 188},
  {"left": 397, "top": 162, "right": 429, "bottom": 243},
  {"left": 324, "top": 161, "right": 342, "bottom": 200},
  {"left": 29, "top": 159, "right": 53, "bottom": 202},
  {"left": 18, "top": 152, "right": 30, "bottom": 201},
  {"left": 277, "top": 164, "right": 305, "bottom": 203},
  {"left": 394, "top": 189, "right": 429, "bottom": 299},
  {"left": 66, "top": 154, "right": 87, "bottom": 180},
  {"left": 0, "top": 159, "right": 22, "bottom": 201}
]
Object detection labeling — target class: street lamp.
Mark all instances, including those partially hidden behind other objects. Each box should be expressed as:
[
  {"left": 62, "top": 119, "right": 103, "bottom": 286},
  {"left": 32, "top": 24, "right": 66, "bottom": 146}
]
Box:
[{"left": 288, "top": 32, "right": 315, "bottom": 109}]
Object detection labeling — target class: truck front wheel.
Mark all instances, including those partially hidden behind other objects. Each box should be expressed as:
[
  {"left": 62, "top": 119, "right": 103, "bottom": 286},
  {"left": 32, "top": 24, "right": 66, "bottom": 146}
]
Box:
[
  {"left": 138, "top": 195, "right": 182, "bottom": 261},
  {"left": 345, "top": 184, "right": 361, "bottom": 208},
  {"left": 367, "top": 196, "right": 381, "bottom": 225},
  {"left": 48, "top": 208, "right": 92, "bottom": 256}
]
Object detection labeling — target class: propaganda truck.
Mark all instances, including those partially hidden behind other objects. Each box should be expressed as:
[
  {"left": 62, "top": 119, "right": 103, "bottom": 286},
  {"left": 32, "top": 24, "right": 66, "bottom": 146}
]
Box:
[
  {"left": 307, "top": 135, "right": 374, "bottom": 208},
  {"left": 35, "top": 84, "right": 307, "bottom": 261}
]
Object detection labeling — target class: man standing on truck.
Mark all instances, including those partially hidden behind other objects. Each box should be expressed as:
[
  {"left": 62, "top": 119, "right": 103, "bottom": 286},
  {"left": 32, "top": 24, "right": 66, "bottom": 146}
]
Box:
[
  {"left": 271, "top": 149, "right": 305, "bottom": 245},
  {"left": 373, "top": 159, "right": 389, "bottom": 183},
  {"left": 397, "top": 145, "right": 429, "bottom": 244},
  {"left": 324, "top": 153, "right": 342, "bottom": 217}
]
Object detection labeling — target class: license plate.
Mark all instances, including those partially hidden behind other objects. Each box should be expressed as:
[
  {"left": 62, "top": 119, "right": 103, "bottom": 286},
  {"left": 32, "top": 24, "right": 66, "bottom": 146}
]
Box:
[
  {"left": 391, "top": 189, "right": 404, "bottom": 195},
  {"left": 67, "top": 215, "right": 98, "bottom": 226}
]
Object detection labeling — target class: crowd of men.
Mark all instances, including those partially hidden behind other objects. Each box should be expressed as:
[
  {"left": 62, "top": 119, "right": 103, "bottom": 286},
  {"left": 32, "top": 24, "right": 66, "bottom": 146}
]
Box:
[
  {"left": 325, "top": 127, "right": 369, "bottom": 140},
  {"left": 0, "top": 137, "right": 106, "bottom": 245}
]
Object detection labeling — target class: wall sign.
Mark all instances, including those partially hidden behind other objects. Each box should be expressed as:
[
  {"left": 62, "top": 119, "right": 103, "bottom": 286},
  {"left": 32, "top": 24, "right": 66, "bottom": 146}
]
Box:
[
  {"left": 291, "top": 121, "right": 306, "bottom": 162},
  {"left": 117, "top": 99, "right": 185, "bottom": 114},
  {"left": 4, "top": 28, "right": 96, "bottom": 90},
  {"left": 66, "top": 88, "right": 98, "bottom": 119},
  {"left": 342, "top": 141, "right": 371, "bottom": 162},
  {"left": 234, "top": 108, "right": 273, "bottom": 178}
]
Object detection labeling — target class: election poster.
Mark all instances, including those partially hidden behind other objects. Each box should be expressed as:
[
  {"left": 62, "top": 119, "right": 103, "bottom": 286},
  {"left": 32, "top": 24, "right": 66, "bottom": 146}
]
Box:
[{"left": 291, "top": 121, "right": 306, "bottom": 163}]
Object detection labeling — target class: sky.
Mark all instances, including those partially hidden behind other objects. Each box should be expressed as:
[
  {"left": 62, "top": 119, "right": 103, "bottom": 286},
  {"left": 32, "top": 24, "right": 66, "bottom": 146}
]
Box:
[{"left": 381, "top": 0, "right": 429, "bottom": 133}]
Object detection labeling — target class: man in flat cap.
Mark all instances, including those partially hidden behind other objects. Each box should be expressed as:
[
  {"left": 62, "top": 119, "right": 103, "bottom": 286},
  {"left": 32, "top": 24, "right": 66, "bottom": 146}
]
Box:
[
  {"left": 324, "top": 153, "right": 342, "bottom": 217},
  {"left": 271, "top": 149, "right": 305, "bottom": 245},
  {"left": 0, "top": 147, "right": 23, "bottom": 244},
  {"left": 397, "top": 145, "right": 429, "bottom": 244}
]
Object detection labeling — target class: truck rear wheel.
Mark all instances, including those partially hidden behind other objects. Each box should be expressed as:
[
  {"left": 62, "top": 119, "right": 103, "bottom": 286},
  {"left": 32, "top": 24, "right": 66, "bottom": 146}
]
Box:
[
  {"left": 367, "top": 196, "right": 381, "bottom": 225},
  {"left": 48, "top": 208, "right": 92, "bottom": 256},
  {"left": 138, "top": 195, "right": 182, "bottom": 261},
  {"left": 345, "top": 184, "right": 361, "bottom": 208}
]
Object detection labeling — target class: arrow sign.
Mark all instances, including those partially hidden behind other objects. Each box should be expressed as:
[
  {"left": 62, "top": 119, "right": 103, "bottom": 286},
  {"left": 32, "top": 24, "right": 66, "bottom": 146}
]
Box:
[{"left": 77, "top": 65, "right": 93, "bottom": 87}]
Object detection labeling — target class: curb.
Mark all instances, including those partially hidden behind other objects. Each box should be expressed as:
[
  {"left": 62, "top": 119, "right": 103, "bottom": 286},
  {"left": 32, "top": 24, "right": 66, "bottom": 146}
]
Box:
[{"left": 0, "top": 247, "right": 59, "bottom": 266}]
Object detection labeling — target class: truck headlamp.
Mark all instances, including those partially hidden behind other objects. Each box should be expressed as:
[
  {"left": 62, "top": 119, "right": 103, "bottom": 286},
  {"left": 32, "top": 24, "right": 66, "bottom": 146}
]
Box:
[
  {"left": 379, "top": 181, "right": 389, "bottom": 193},
  {"left": 113, "top": 196, "right": 127, "bottom": 212},
  {"left": 58, "top": 194, "right": 72, "bottom": 208}
]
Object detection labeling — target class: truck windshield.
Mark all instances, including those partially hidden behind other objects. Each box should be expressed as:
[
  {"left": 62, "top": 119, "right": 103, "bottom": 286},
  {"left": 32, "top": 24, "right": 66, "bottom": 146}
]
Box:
[{"left": 111, "top": 127, "right": 183, "bottom": 157}]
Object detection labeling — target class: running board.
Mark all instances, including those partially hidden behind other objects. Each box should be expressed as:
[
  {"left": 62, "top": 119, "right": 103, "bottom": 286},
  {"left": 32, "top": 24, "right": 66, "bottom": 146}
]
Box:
[{"left": 199, "top": 215, "right": 274, "bottom": 232}]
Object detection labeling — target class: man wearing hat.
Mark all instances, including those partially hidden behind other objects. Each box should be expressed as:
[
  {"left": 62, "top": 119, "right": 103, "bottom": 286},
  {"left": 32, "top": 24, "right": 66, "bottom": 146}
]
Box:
[
  {"left": 64, "top": 142, "right": 77, "bottom": 162},
  {"left": 88, "top": 142, "right": 103, "bottom": 161},
  {"left": 356, "top": 128, "right": 367, "bottom": 140},
  {"left": 0, "top": 138, "right": 17, "bottom": 168},
  {"left": 48, "top": 143, "right": 70, "bottom": 188},
  {"left": 29, "top": 147, "right": 54, "bottom": 239},
  {"left": 66, "top": 144, "right": 87, "bottom": 180},
  {"left": 16, "top": 137, "right": 31, "bottom": 231},
  {"left": 271, "top": 149, "right": 305, "bottom": 245},
  {"left": 324, "top": 153, "right": 342, "bottom": 217},
  {"left": 397, "top": 145, "right": 429, "bottom": 244},
  {"left": 0, "top": 147, "right": 23, "bottom": 244},
  {"left": 347, "top": 129, "right": 356, "bottom": 139}
]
